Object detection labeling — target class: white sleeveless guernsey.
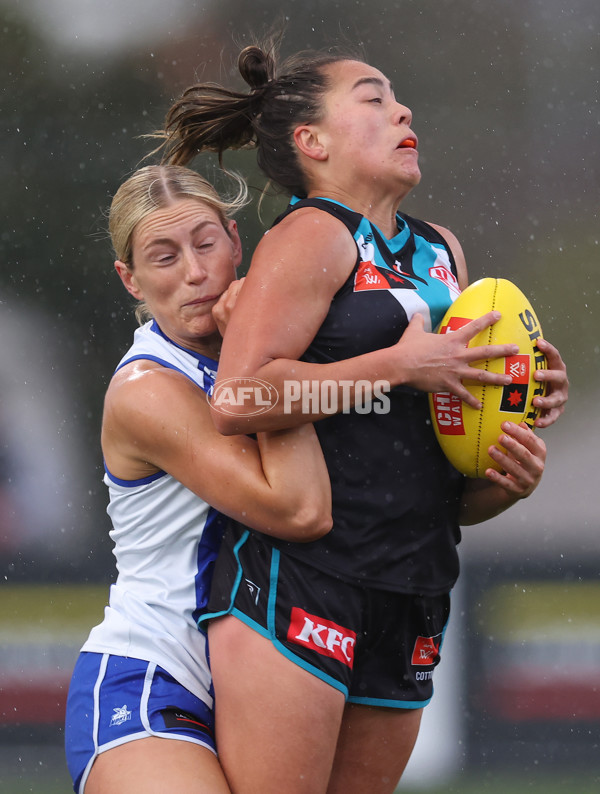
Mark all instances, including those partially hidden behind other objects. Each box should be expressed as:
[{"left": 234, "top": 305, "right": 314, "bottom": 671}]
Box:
[{"left": 81, "top": 321, "right": 225, "bottom": 706}]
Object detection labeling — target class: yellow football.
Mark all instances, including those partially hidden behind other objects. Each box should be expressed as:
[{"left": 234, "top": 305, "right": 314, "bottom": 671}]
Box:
[{"left": 429, "top": 278, "right": 547, "bottom": 478}]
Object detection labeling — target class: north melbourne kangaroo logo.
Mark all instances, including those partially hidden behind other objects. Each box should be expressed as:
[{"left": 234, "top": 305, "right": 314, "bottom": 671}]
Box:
[{"left": 110, "top": 704, "right": 132, "bottom": 727}]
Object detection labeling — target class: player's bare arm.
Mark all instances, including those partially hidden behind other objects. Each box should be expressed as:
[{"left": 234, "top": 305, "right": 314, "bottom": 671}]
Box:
[{"left": 103, "top": 362, "right": 332, "bottom": 541}]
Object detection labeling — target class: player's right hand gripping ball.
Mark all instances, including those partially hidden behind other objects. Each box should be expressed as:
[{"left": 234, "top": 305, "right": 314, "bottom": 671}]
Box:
[{"left": 429, "top": 278, "right": 547, "bottom": 478}]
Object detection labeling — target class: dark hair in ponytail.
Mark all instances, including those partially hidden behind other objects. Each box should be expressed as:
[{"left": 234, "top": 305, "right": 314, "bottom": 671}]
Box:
[{"left": 160, "top": 41, "right": 363, "bottom": 198}]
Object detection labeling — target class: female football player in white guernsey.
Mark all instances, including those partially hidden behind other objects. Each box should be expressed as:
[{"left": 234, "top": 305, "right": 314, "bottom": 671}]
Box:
[
  {"left": 159, "top": 40, "right": 569, "bottom": 794},
  {"left": 64, "top": 164, "right": 333, "bottom": 794}
]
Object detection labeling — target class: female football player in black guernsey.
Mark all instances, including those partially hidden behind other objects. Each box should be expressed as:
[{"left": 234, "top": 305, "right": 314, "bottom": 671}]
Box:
[{"left": 160, "top": 43, "right": 568, "bottom": 794}]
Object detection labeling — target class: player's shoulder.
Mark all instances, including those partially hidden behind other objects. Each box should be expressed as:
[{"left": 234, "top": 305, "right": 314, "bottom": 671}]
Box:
[
  {"left": 425, "top": 221, "right": 462, "bottom": 249},
  {"left": 270, "top": 203, "right": 355, "bottom": 246},
  {"left": 108, "top": 358, "right": 169, "bottom": 393},
  {"left": 255, "top": 204, "right": 357, "bottom": 283},
  {"left": 106, "top": 360, "right": 198, "bottom": 418}
]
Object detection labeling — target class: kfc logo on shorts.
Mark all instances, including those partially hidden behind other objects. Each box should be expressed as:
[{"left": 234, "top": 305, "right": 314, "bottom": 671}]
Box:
[
  {"left": 287, "top": 607, "right": 356, "bottom": 668},
  {"left": 411, "top": 634, "right": 442, "bottom": 666}
]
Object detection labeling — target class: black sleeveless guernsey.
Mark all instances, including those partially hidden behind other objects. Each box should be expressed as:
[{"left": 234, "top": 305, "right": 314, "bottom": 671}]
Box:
[{"left": 269, "top": 197, "right": 465, "bottom": 595}]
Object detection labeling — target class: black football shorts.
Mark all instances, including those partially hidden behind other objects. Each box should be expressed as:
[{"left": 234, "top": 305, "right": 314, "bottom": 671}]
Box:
[{"left": 201, "top": 524, "right": 451, "bottom": 709}]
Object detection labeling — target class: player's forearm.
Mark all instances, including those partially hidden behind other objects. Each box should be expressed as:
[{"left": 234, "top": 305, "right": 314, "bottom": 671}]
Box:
[
  {"left": 211, "top": 350, "right": 394, "bottom": 433},
  {"left": 255, "top": 425, "right": 332, "bottom": 540},
  {"left": 458, "top": 478, "right": 522, "bottom": 526}
]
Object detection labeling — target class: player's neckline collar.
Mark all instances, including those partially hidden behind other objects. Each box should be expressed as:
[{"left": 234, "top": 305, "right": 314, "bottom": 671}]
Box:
[{"left": 150, "top": 320, "right": 218, "bottom": 371}]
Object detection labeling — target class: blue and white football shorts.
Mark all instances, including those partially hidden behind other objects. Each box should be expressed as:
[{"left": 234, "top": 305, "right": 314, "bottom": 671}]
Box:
[{"left": 65, "top": 652, "right": 216, "bottom": 793}]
